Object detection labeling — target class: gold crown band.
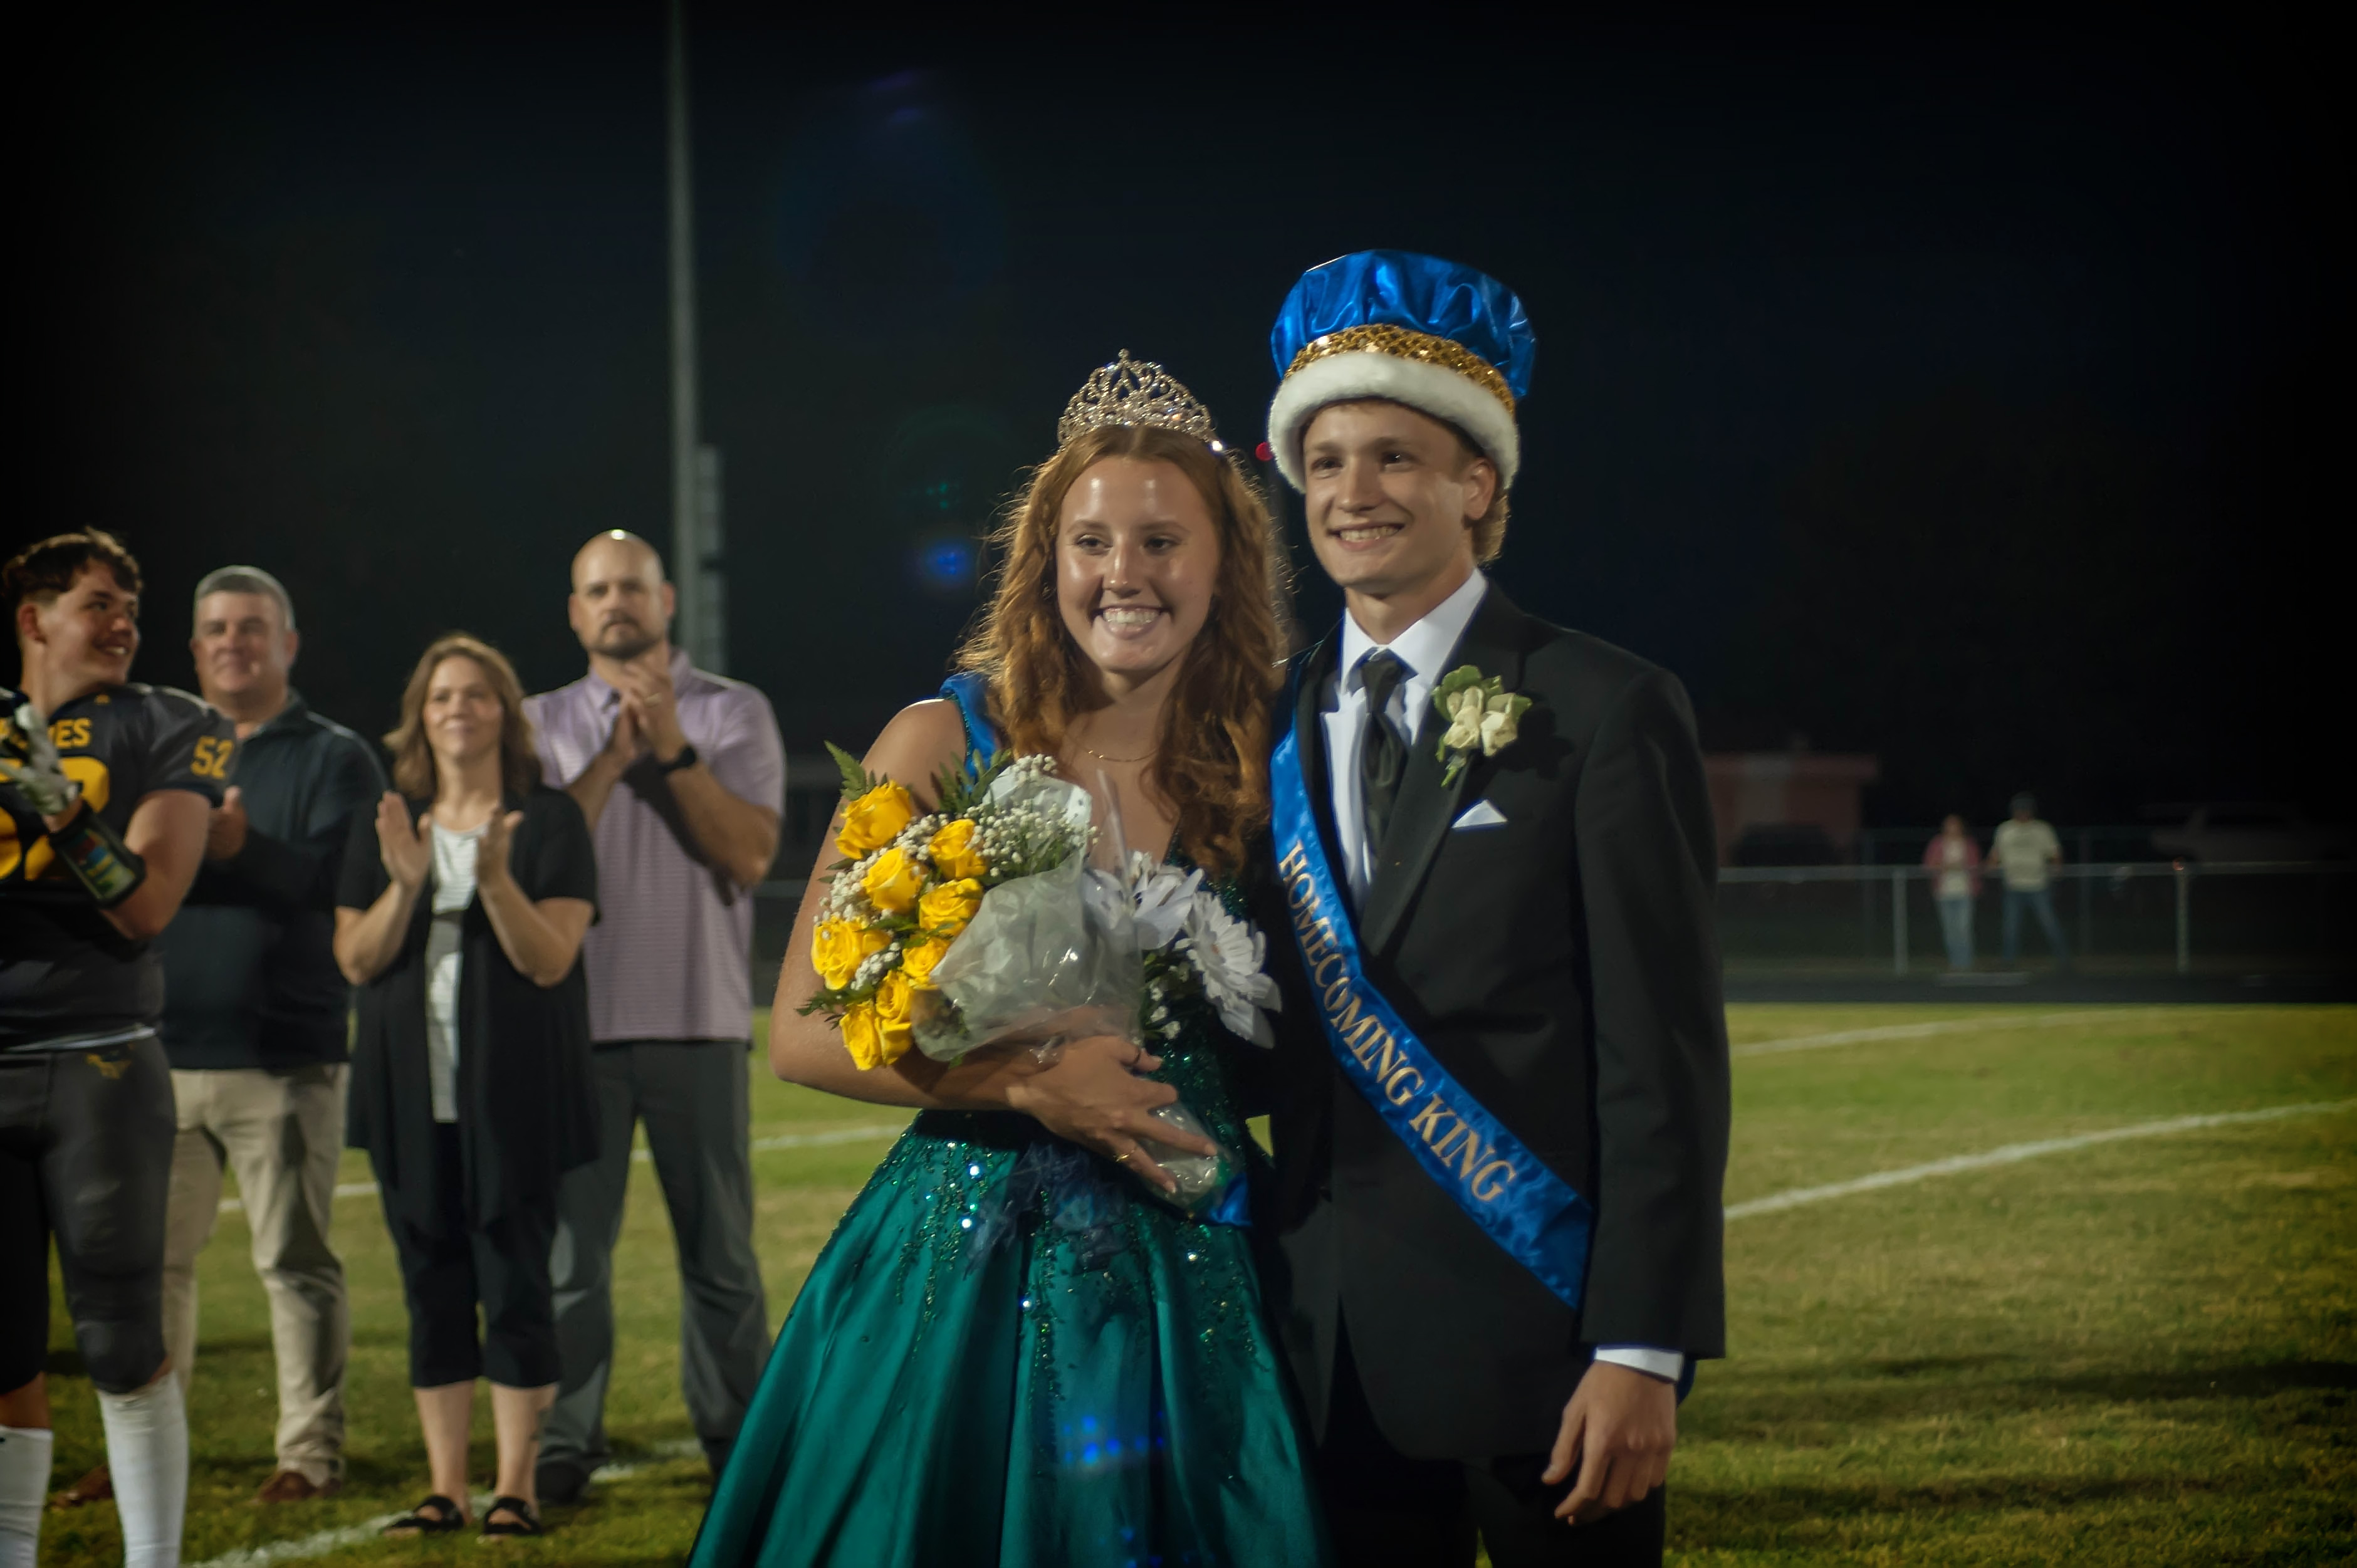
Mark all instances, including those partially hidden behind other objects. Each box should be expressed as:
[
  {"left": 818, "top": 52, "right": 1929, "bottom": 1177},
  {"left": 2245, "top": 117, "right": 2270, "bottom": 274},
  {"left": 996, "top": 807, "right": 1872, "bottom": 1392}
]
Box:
[{"left": 1285, "top": 324, "right": 1516, "bottom": 416}]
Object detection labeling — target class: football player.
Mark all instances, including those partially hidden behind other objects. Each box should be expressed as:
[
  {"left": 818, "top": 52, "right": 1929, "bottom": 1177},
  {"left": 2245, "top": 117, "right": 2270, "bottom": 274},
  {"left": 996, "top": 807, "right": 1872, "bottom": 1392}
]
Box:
[{"left": 1, "top": 530, "right": 233, "bottom": 1568}]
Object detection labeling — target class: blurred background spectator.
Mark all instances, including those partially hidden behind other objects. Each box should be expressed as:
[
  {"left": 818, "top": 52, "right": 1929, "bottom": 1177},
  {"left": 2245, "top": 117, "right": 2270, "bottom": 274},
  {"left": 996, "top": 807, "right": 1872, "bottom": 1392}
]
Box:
[
  {"left": 1991, "top": 793, "right": 2068, "bottom": 970},
  {"left": 1922, "top": 815, "right": 1983, "bottom": 971}
]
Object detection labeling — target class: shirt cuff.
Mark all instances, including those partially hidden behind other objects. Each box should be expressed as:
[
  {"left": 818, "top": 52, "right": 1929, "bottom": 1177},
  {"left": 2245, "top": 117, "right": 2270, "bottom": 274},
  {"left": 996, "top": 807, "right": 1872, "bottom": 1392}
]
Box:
[{"left": 1594, "top": 1346, "right": 1685, "bottom": 1382}]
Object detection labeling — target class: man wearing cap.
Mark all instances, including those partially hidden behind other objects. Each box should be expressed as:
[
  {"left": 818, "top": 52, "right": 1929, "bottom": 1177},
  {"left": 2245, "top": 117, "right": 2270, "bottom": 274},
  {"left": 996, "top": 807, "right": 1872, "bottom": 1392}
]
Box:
[{"left": 1254, "top": 252, "right": 1730, "bottom": 1566}]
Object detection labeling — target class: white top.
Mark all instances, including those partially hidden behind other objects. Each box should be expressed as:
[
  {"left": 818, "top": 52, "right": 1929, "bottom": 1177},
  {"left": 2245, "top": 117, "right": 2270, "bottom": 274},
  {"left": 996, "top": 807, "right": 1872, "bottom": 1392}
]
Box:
[
  {"left": 1936, "top": 837, "right": 1972, "bottom": 899},
  {"left": 1321, "top": 568, "right": 1491, "bottom": 904},
  {"left": 424, "top": 820, "right": 486, "bottom": 1124},
  {"left": 1315, "top": 568, "right": 1683, "bottom": 1384},
  {"left": 1992, "top": 818, "right": 2062, "bottom": 891}
]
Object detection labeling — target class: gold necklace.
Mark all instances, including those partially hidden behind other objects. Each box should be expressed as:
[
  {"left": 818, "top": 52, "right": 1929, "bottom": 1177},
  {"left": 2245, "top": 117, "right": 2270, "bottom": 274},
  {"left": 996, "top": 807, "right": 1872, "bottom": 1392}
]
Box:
[{"left": 1079, "top": 742, "right": 1156, "bottom": 765}]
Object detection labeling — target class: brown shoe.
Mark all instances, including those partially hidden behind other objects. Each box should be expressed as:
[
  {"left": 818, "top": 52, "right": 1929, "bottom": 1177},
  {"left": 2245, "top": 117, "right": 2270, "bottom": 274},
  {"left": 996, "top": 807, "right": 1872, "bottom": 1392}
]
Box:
[
  {"left": 49, "top": 1463, "right": 112, "bottom": 1509},
  {"left": 256, "top": 1469, "right": 343, "bottom": 1503}
]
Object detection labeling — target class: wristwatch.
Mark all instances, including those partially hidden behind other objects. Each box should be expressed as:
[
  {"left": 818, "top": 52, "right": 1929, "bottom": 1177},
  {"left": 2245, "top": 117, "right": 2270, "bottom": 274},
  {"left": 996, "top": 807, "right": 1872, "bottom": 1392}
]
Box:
[{"left": 658, "top": 745, "right": 699, "bottom": 775}]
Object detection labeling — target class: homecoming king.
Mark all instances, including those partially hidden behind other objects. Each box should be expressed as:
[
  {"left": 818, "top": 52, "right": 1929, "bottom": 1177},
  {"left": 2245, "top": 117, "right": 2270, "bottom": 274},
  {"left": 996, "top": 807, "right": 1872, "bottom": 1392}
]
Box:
[{"left": 1257, "top": 252, "right": 1730, "bottom": 1566}]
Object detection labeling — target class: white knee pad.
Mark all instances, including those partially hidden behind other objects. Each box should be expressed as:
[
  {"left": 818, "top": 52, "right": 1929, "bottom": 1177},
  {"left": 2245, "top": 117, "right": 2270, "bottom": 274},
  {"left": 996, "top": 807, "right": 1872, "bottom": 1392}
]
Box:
[
  {"left": 0, "top": 1424, "right": 53, "bottom": 1568},
  {"left": 98, "top": 1377, "right": 187, "bottom": 1568}
]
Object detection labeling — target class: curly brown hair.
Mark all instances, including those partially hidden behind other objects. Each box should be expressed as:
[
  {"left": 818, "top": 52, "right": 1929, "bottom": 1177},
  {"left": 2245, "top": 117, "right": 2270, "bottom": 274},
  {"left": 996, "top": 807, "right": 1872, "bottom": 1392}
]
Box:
[
  {"left": 4, "top": 529, "right": 143, "bottom": 617},
  {"left": 955, "top": 425, "right": 1292, "bottom": 875},
  {"left": 384, "top": 633, "right": 543, "bottom": 800}
]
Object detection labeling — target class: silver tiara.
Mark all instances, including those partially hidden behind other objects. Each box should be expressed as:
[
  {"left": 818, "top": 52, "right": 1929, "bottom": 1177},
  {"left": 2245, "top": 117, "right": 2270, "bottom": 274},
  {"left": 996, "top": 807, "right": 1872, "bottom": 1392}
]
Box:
[{"left": 1056, "top": 351, "right": 1223, "bottom": 451}]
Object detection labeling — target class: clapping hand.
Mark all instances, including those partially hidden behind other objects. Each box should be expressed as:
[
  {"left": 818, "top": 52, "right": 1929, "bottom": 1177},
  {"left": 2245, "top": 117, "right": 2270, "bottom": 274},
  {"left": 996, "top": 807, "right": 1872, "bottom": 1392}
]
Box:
[
  {"left": 206, "top": 786, "right": 249, "bottom": 862},
  {"left": 374, "top": 792, "right": 431, "bottom": 891},
  {"left": 600, "top": 696, "right": 642, "bottom": 766},
  {"left": 613, "top": 662, "right": 687, "bottom": 764},
  {"left": 476, "top": 808, "right": 525, "bottom": 891}
]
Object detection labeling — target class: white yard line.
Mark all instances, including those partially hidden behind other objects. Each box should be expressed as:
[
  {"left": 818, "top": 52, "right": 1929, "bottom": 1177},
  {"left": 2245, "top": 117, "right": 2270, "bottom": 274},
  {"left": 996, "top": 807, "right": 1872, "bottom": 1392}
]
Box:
[
  {"left": 1732, "top": 1010, "right": 2093, "bottom": 1058},
  {"left": 751, "top": 1122, "right": 907, "bottom": 1154},
  {"left": 217, "top": 1124, "right": 907, "bottom": 1213},
  {"left": 186, "top": 1510, "right": 409, "bottom": 1567},
  {"left": 1725, "top": 1098, "right": 2356, "bottom": 1220},
  {"left": 186, "top": 1508, "right": 407, "bottom": 1565},
  {"left": 186, "top": 1443, "right": 704, "bottom": 1568}
]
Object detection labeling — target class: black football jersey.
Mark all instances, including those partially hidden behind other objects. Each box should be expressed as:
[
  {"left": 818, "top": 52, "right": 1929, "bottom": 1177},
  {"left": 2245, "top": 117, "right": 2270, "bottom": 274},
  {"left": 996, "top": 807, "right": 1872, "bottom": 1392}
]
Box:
[{"left": 1, "top": 681, "right": 236, "bottom": 1048}]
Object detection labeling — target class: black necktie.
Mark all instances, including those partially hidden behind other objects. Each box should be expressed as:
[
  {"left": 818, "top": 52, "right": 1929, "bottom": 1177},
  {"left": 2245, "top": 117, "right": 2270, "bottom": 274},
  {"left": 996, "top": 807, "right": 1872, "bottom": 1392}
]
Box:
[{"left": 1357, "top": 649, "right": 1408, "bottom": 862}]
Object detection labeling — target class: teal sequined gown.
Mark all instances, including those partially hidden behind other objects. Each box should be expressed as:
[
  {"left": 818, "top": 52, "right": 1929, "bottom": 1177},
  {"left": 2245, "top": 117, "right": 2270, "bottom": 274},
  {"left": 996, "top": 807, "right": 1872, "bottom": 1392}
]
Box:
[{"left": 689, "top": 912, "right": 1330, "bottom": 1567}]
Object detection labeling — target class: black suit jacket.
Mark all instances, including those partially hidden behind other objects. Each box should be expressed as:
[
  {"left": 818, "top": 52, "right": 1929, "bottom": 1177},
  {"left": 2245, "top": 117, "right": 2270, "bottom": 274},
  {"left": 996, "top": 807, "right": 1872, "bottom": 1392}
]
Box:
[{"left": 1255, "top": 584, "right": 1730, "bottom": 1460}]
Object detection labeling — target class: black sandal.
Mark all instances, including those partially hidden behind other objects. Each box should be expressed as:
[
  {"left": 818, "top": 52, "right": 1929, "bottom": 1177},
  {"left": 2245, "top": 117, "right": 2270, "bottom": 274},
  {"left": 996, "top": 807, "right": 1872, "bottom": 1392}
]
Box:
[
  {"left": 480, "top": 1495, "right": 542, "bottom": 1539},
  {"left": 382, "top": 1494, "right": 467, "bottom": 1535}
]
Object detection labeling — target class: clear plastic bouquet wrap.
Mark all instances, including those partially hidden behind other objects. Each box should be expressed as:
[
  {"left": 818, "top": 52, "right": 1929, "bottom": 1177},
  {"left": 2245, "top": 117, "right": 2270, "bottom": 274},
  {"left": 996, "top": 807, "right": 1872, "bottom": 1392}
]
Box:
[{"left": 802, "top": 746, "right": 1278, "bottom": 1214}]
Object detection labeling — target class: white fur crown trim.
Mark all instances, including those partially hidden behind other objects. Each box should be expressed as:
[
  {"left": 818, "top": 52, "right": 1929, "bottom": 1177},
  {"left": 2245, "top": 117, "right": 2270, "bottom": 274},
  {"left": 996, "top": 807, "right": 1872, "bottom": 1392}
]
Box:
[{"left": 1266, "top": 352, "right": 1521, "bottom": 492}]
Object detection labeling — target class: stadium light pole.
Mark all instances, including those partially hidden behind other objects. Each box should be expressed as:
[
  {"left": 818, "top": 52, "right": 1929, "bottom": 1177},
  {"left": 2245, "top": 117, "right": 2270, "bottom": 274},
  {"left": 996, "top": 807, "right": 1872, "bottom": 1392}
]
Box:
[{"left": 666, "top": 0, "right": 727, "bottom": 672}]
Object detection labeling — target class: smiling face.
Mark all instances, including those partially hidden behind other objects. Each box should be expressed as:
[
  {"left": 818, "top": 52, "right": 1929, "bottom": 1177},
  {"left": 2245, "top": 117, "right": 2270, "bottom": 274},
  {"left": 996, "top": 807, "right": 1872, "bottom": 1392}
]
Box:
[
  {"left": 568, "top": 533, "right": 672, "bottom": 663},
  {"left": 1301, "top": 399, "right": 1495, "bottom": 605},
  {"left": 1053, "top": 456, "right": 1222, "bottom": 693},
  {"left": 422, "top": 655, "right": 507, "bottom": 773},
  {"left": 18, "top": 563, "right": 140, "bottom": 699},
  {"left": 192, "top": 590, "right": 298, "bottom": 709}
]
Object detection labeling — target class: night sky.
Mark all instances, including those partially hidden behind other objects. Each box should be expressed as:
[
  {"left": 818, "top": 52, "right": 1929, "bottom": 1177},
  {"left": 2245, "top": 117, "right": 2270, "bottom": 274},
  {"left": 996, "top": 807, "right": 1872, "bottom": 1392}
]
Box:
[{"left": 20, "top": 9, "right": 2346, "bottom": 829}]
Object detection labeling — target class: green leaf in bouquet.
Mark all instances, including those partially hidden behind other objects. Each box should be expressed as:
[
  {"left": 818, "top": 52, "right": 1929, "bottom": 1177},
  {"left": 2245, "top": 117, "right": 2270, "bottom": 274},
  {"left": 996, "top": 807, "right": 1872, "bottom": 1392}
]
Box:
[
  {"left": 932, "top": 747, "right": 1010, "bottom": 819},
  {"left": 825, "top": 741, "right": 882, "bottom": 802}
]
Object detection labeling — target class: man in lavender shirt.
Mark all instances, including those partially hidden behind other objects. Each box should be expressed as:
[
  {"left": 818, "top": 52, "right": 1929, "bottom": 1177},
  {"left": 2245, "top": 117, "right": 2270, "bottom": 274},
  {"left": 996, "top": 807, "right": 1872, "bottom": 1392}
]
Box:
[{"left": 523, "top": 531, "right": 783, "bottom": 1502}]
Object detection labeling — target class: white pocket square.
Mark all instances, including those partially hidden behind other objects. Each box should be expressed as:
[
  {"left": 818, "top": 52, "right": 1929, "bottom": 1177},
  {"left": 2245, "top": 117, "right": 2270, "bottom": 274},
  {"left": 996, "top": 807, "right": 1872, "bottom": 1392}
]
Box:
[{"left": 1450, "top": 799, "right": 1508, "bottom": 830}]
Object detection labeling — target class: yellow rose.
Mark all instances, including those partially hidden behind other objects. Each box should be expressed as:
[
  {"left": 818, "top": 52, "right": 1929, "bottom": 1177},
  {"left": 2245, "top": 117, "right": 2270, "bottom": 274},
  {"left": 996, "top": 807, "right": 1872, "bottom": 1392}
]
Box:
[
  {"left": 872, "top": 969, "right": 915, "bottom": 1065},
  {"left": 926, "top": 818, "right": 989, "bottom": 881},
  {"left": 839, "top": 1003, "right": 884, "bottom": 1071},
  {"left": 900, "top": 936, "right": 949, "bottom": 990},
  {"left": 860, "top": 847, "right": 926, "bottom": 915},
  {"left": 917, "top": 877, "right": 984, "bottom": 938},
  {"left": 811, "top": 918, "right": 890, "bottom": 990},
  {"left": 837, "top": 781, "right": 916, "bottom": 857}
]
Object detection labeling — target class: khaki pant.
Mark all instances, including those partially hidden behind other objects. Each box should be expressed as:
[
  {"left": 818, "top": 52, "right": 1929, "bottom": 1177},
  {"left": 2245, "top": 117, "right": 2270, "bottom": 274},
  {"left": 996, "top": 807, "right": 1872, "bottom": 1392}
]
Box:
[{"left": 164, "top": 1065, "right": 350, "bottom": 1485}]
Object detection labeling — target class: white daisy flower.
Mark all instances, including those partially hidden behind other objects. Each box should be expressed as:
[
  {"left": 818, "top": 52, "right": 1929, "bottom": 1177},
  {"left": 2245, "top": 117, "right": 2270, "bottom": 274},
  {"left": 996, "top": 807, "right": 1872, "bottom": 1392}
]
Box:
[{"left": 1183, "top": 889, "right": 1282, "bottom": 1047}]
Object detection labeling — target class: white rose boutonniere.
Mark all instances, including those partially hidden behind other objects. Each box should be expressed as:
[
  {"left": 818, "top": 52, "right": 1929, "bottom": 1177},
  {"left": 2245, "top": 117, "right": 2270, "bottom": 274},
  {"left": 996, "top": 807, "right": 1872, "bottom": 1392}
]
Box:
[{"left": 1430, "top": 665, "right": 1534, "bottom": 787}]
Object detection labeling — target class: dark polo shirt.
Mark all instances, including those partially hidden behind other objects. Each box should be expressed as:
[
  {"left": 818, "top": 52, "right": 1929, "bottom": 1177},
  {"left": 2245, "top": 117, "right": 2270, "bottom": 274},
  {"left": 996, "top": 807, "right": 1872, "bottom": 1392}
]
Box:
[{"left": 156, "top": 692, "right": 387, "bottom": 1070}]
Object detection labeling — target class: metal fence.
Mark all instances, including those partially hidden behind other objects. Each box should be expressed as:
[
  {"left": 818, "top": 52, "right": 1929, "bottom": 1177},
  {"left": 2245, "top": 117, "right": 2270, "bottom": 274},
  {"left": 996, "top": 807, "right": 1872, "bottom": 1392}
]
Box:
[
  {"left": 1717, "top": 861, "right": 2354, "bottom": 979},
  {"left": 752, "top": 859, "right": 2351, "bottom": 988}
]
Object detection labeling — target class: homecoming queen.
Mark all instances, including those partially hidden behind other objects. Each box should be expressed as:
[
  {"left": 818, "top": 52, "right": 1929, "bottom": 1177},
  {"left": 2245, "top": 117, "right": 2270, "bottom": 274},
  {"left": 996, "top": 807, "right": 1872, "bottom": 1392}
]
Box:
[{"left": 690, "top": 357, "right": 1330, "bottom": 1567}]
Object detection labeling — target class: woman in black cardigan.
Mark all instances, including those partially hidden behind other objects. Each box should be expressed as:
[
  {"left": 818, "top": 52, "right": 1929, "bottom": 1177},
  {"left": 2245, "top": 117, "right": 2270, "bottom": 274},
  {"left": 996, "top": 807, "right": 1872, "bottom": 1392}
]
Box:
[{"left": 333, "top": 634, "right": 598, "bottom": 1540}]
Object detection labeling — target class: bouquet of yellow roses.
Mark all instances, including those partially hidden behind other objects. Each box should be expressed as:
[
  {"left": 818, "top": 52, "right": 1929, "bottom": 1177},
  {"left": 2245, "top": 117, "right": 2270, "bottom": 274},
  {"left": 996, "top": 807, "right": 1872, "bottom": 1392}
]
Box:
[{"left": 802, "top": 745, "right": 1132, "bottom": 1070}]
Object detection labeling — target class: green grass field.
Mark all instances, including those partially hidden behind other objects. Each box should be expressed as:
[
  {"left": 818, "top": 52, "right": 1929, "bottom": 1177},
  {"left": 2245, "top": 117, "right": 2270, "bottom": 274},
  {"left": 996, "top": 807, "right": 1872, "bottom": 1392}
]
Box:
[{"left": 39, "top": 1005, "right": 2357, "bottom": 1565}]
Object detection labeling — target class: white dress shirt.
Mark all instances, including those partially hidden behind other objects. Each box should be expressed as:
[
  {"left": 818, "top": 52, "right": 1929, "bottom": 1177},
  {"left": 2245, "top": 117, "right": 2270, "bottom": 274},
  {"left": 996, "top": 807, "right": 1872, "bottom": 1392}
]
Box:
[
  {"left": 1322, "top": 568, "right": 1491, "bottom": 904},
  {"left": 1317, "top": 568, "right": 1685, "bottom": 1386}
]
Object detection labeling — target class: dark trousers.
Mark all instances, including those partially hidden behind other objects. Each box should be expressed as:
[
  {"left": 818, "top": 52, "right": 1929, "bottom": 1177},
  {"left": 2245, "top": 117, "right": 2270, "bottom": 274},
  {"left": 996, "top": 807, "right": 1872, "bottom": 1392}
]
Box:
[
  {"left": 543, "top": 1041, "right": 767, "bottom": 1472},
  {"left": 0, "top": 1039, "right": 176, "bottom": 1394},
  {"left": 2002, "top": 885, "right": 2070, "bottom": 965},
  {"left": 1315, "top": 1326, "right": 1666, "bottom": 1568},
  {"left": 377, "top": 1123, "right": 558, "bottom": 1389}
]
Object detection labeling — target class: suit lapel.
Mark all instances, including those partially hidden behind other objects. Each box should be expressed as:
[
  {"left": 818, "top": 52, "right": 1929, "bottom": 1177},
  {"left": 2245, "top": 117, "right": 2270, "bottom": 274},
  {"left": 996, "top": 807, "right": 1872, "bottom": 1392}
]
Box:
[
  {"left": 1291, "top": 636, "right": 1344, "bottom": 871},
  {"left": 1357, "top": 587, "right": 1532, "bottom": 956}
]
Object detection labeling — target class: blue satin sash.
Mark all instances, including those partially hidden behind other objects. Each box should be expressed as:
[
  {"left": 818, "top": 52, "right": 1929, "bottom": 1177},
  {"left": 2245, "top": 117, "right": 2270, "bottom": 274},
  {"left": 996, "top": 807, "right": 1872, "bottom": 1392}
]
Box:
[
  {"left": 1269, "top": 716, "right": 1592, "bottom": 1310},
  {"left": 940, "top": 671, "right": 999, "bottom": 773}
]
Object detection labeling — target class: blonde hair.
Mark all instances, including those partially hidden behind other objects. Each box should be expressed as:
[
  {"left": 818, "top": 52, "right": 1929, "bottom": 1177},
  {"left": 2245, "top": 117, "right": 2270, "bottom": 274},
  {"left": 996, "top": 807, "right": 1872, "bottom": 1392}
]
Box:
[
  {"left": 956, "top": 426, "right": 1292, "bottom": 875},
  {"left": 384, "top": 633, "right": 542, "bottom": 799}
]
